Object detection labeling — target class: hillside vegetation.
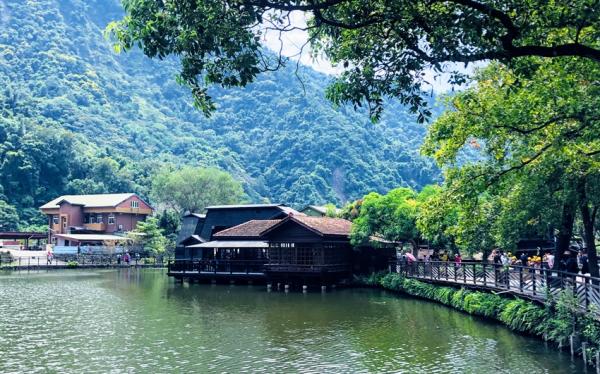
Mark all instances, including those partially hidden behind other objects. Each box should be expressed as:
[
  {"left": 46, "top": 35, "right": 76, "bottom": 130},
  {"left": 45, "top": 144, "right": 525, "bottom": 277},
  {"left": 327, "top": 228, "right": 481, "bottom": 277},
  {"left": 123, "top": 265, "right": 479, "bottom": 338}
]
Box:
[{"left": 0, "top": 0, "right": 439, "bottom": 228}]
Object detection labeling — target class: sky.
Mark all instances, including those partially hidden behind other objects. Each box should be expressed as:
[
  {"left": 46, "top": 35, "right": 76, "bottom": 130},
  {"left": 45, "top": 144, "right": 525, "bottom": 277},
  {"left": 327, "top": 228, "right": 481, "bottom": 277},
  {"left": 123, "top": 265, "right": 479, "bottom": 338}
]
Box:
[{"left": 261, "top": 11, "right": 477, "bottom": 93}]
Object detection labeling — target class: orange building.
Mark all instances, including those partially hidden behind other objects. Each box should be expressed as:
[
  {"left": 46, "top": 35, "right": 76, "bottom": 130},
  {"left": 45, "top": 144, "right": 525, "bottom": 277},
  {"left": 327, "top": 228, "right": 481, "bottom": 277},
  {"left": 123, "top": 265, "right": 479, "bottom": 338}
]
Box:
[{"left": 40, "top": 193, "right": 153, "bottom": 247}]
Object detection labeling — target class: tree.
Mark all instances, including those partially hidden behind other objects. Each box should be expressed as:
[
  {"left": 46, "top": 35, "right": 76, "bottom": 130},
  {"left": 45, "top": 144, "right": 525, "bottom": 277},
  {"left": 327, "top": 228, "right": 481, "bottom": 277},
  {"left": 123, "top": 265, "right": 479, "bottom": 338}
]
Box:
[
  {"left": 422, "top": 58, "right": 600, "bottom": 275},
  {"left": 151, "top": 166, "right": 246, "bottom": 214},
  {"left": 128, "top": 216, "right": 171, "bottom": 256},
  {"left": 0, "top": 200, "right": 19, "bottom": 231},
  {"left": 108, "top": 0, "right": 599, "bottom": 119},
  {"left": 350, "top": 187, "right": 421, "bottom": 252}
]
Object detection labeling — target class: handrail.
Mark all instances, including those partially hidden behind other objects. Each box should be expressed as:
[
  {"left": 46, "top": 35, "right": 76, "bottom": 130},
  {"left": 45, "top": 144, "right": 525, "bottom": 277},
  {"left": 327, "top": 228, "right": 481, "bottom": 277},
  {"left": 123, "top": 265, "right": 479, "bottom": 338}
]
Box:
[{"left": 392, "top": 260, "right": 600, "bottom": 317}]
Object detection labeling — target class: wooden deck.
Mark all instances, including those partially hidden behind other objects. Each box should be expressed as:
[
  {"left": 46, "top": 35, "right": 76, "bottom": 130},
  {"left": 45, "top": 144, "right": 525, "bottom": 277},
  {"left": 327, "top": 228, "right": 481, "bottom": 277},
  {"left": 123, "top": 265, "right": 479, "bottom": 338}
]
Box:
[
  {"left": 167, "top": 260, "right": 351, "bottom": 283},
  {"left": 393, "top": 261, "right": 600, "bottom": 318}
]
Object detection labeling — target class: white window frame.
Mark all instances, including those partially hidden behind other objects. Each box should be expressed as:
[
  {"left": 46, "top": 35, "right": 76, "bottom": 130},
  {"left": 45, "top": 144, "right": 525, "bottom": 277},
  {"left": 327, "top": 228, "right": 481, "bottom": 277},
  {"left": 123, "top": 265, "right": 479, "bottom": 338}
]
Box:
[
  {"left": 108, "top": 215, "right": 115, "bottom": 225},
  {"left": 131, "top": 200, "right": 139, "bottom": 208},
  {"left": 97, "top": 215, "right": 103, "bottom": 224},
  {"left": 52, "top": 216, "right": 59, "bottom": 225}
]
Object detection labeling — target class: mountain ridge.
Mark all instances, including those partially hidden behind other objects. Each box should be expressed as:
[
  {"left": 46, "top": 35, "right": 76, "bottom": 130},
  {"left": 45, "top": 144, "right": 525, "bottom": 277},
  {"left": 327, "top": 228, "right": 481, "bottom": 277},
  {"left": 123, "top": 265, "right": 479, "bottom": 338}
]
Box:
[{"left": 0, "top": 0, "right": 440, "bottom": 226}]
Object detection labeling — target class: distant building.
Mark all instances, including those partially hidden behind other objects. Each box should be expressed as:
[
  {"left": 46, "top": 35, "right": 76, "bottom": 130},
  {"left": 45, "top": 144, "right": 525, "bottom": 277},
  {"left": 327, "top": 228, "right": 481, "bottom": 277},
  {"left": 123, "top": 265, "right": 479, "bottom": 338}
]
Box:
[
  {"left": 175, "top": 204, "right": 303, "bottom": 259},
  {"left": 39, "top": 193, "right": 153, "bottom": 247},
  {"left": 170, "top": 204, "right": 396, "bottom": 284},
  {"left": 300, "top": 205, "right": 341, "bottom": 217}
]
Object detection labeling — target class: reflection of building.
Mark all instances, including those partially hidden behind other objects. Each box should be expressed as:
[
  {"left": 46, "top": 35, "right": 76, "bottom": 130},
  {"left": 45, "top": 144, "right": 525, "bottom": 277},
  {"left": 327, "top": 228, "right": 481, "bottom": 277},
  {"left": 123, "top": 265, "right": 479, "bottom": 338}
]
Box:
[{"left": 40, "top": 193, "right": 153, "bottom": 247}]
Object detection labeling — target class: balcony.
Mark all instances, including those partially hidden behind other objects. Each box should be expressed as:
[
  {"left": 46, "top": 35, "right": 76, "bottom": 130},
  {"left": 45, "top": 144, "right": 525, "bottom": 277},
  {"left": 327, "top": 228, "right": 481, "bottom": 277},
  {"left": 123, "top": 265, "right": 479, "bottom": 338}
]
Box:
[{"left": 84, "top": 223, "right": 106, "bottom": 231}]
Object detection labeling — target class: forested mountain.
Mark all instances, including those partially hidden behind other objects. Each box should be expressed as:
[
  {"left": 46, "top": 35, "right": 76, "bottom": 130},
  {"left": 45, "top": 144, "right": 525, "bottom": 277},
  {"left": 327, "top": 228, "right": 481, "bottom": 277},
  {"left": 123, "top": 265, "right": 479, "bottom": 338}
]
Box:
[{"left": 0, "top": 0, "right": 440, "bottom": 228}]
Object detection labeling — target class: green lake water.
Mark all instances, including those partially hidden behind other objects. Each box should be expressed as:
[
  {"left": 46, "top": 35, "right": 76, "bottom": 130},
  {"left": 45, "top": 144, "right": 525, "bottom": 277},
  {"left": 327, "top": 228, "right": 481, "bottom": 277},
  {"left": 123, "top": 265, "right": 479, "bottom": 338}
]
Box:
[{"left": 0, "top": 269, "right": 585, "bottom": 373}]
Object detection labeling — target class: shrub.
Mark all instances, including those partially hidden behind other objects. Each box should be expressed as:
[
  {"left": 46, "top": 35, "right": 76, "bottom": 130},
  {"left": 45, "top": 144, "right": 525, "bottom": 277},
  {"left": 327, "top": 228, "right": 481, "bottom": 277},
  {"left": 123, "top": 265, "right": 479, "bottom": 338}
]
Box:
[
  {"left": 462, "top": 292, "right": 509, "bottom": 318},
  {"left": 380, "top": 273, "right": 404, "bottom": 291},
  {"left": 499, "top": 299, "right": 546, "bottom": 333},
  {"left": 433, "top": 287, "right": 455, "bottom": 306},
  {"left": 66, "top": 260, "right": 79, "bottom": 268},
  {"left": 450, "top": 288, "right": 471, "bottom": 309}
]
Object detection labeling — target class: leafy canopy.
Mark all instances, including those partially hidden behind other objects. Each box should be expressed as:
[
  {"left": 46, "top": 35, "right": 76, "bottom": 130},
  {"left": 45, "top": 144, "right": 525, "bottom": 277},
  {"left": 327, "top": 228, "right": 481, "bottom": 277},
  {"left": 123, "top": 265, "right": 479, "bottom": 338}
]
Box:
[
  {"left": 151, "top": 166, "right": 246, "bottom": 214},
  {"left": 421, "top": 57, "right": 599, "bottom": 263},
  {"left": 108, "top": 0, "right": 600, "bottom": 119}
]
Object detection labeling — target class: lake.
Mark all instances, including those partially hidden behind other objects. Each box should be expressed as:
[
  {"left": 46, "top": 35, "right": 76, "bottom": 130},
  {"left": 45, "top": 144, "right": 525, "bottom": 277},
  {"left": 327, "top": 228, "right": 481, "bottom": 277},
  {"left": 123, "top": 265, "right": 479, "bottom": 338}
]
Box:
[{"left": 0, "top": 269, "right": 584, "bottom": 373}]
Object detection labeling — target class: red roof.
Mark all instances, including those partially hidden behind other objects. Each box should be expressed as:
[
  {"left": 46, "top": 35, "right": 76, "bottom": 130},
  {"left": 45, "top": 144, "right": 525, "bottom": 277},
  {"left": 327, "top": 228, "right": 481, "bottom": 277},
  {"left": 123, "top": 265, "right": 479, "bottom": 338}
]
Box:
[
  {"left": 288, "top": 215, "right": 352, "bottom": 236},
  {"left": 213, "top": 220, "right": 281, "bottom": 238}
]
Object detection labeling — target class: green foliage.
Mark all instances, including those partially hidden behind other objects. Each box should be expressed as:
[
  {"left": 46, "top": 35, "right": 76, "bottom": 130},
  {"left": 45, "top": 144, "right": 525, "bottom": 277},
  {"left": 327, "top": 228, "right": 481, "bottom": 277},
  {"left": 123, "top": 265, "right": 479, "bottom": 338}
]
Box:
[
  {"left": 350, "top": 187, "right": 422, "bottom": 247},
  {"left": 462, "top": 292, "right": 509, "bottom": 318},
  {"left": 128, "top": 216, "right": 171, "bottom": 256},
  {"left": 151, "top": 166, "right": 246, "bottom": 214},
  {"left": 110, "top": 0, "right": 599, "bottom": 119},
  {"left": 420, "top": 58, "right": 600, "bottom": 262},
  {"left": 0, "top": 0, "right": 440, "bottom": 229},
  {"left": 499, "top": 299, "right": 547, "bottom": 334},
  {"left": 0, "top": 199, "right": 19, "bottom": 231},
  {"left": 371, "top": 272, "right": 600, "bottom": 360},
  {"left": 66, "top": 260, "right": 78, "bottom": 268}
]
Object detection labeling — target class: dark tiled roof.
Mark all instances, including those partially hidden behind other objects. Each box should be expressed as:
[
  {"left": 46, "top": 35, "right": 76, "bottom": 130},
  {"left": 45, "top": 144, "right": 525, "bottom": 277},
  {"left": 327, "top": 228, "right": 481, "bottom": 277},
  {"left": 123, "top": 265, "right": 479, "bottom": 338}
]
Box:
[
  {"left": 206, "top": 204, "right": 285, "bottom": 210},
  {"left": 291, "top": 216, "right": 352, "bottom": 236},
  {"left": 213, "top": 220, "right": 282, "bottom": 238}
]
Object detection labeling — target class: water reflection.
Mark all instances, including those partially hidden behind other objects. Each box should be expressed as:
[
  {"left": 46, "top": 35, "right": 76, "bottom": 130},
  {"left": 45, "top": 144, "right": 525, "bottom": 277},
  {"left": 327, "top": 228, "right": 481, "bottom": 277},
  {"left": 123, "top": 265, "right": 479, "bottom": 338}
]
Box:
[{"left": 0, "top": 269, "right": 584, "bottom": 373}]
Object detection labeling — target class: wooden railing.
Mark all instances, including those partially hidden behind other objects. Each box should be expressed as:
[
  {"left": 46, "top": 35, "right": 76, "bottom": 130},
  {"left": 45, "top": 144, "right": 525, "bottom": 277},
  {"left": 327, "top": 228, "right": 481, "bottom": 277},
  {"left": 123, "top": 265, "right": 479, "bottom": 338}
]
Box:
[
  {"left": 168, "top": 259, "right": 266, "bottom": 275},
  {"left": 393, "top": 260, "right": 600, "bottom": 317}
]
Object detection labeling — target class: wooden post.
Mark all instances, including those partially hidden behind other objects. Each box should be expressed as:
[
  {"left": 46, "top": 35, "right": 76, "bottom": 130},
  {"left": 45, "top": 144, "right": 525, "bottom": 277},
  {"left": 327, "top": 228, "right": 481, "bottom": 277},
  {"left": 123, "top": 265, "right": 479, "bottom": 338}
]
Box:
[
  {"left": 569, "top": 334, "right": 576, "bottom": 357},
  {"left": 596, "top": 351, "right": 599, "bottom": 374},
  {"left": 483, "top": 263, "right": 487, "bottom": 286},
  {"left": 519, "top": 267, "right": 524, "bottom": 292},
  {"left": 582, "top": 342, "right": 587, "bottom": 366}
]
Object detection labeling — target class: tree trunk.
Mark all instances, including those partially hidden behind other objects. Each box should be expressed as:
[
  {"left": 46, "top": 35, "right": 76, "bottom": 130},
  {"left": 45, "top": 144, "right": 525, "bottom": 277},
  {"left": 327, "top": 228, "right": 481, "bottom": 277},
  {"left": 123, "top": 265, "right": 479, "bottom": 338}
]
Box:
[
  {"left": 580, "top": 202, "right": 599, "bottom": 278},
  {"left": 555, "top": 200, "right": 576, "bottom": 269}
]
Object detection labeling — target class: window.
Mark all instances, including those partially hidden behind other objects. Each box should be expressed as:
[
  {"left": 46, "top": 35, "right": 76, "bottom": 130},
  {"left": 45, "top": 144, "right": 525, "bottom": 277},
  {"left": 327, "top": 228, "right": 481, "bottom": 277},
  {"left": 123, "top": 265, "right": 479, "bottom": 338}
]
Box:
[
  {"left": 52, "top": 216, "right": 59, "bottom": 225},
  {"left": 97, "top": 215, "right": 103, "bottom": 224},
  {"left": 90, "top": 215, "right": 95, "bottom": 224},
  {"left": 131, "top": 200, "right": 139, "bottom": 208},
  {"left": 118, "top": 224, "right": 123, "bottom": 231},
  {"left": 108, "top": 215, "right": 115, "bottom": 225}
]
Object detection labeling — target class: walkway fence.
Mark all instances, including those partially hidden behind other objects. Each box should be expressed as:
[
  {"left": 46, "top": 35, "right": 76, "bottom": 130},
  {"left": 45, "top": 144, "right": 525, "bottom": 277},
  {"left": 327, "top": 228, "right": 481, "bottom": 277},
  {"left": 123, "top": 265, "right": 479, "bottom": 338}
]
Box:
[
  {"left": 393, "top": 260, "right": 600, "bottom": 318},
  {"left": 0, "top": 254, "right": 170, "bottom": 270},
  {"left": 169, "top": 259, "right": 266, "bottom": 275}
]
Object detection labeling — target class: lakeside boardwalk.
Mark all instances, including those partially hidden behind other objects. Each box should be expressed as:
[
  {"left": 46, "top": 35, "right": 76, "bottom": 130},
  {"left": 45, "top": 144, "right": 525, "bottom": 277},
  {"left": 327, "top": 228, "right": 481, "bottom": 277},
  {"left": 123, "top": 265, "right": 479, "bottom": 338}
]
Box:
[
  {"left": 0, "top": 254, "right": 167, "bottom": 271},
  {"left": 394, "top": 261, "right": 600, "bottom": 318}
]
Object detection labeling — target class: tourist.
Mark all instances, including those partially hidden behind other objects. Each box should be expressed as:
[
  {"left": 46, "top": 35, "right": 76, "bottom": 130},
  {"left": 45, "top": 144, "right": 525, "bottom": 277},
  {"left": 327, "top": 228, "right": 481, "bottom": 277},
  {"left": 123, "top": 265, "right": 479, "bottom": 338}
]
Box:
[
  {"left": 117, "top": 254, "right": 122, "bottom": 265},
  {"left": 124, "top": 252, "right": 130, "bottom": 265},
  {"left": 580, "top": 251, "right": 589, "bottom": 275},
  {"left": 520, "top": 252, "right": 528, "bottom": 267},
  {"left": 46, "top": 250, "right": 53, "bottom": 265},
  {"left": 500, "top": 252, "right": 509, "bottom": 266},
  {"left": 454, "top": 253, "right": 462, "bottom": 265},
  {"left": 493, "top": 250, "right": 502, "bottom": 265},
  {"left": 545, "top": 252, "right": 555, "bottom": 269},
  {"left": 565, "top": 253, "right": 578, "bottom": 274}
]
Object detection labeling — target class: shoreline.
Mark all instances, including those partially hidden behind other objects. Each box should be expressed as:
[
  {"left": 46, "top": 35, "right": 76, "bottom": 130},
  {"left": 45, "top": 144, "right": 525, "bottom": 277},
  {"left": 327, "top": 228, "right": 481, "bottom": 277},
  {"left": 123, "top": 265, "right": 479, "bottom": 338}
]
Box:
[{"left": 355, "top": 272, "right": 600, "bottom": 371}]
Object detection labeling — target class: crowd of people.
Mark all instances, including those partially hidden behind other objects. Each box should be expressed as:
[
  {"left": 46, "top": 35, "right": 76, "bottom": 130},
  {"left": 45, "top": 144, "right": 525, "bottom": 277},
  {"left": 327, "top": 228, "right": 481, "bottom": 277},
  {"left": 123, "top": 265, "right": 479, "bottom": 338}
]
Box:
[{"left": 400, "top": 247, "right": 593, "bottom": 276}]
